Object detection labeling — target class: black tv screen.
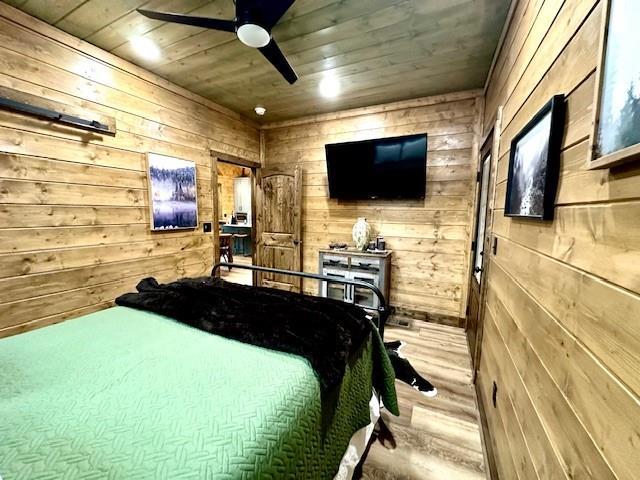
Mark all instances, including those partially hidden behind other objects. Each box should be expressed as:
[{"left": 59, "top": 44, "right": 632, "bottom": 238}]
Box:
[{"left": 325, "top": 133, "right": 427, "bottom": 199}]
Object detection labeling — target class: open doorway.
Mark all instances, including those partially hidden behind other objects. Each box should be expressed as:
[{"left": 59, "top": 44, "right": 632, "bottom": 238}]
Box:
[{"left": 211, "top": 151, "right": 260, "bottom": 286}]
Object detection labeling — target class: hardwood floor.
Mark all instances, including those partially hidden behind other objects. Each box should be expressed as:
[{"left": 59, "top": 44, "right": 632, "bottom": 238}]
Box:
[
  {"left": 219, "top": 255, "right": 253, "bottom": 286},
  {"left": 362, "top": 323, "right": 486, "bottom": 480}
]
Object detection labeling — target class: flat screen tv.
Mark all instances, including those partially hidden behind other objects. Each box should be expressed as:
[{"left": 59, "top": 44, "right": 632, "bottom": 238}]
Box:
[{"left": 325, "top": 133, "right": 427, "bottom": 199}]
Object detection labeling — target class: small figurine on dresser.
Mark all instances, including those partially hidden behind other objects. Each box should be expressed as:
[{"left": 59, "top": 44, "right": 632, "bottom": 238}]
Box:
[
  {"left": 352, "top": 217, "right": 371, "bottom": 250},
  {"left": 367, "top": 235, "right": 386, "bottom": 252}
]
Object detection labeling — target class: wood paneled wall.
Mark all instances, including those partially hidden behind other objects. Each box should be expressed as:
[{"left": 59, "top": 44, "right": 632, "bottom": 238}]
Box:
[
  {"left": 217, "top": 163, "right": 245, "bottom": 221},
  {"left": 478, "top": 1, "right": 640, "bottom": 479},
  {"left": 262, "top": 91, "right": 482, "bottom": 321},
  {"left": 0, "top": 4, "right": 259, "bottom": 338}
]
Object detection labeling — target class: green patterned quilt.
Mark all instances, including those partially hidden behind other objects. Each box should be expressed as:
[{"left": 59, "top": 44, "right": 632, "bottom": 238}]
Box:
[{"left": 0, "top": 306, "right": 397, "bottom": 479}]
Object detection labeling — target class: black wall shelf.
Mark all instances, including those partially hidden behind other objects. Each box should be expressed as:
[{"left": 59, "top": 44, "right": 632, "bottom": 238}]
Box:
[{"left": 0, "top": 86, "right": 116, "bottom": 136}]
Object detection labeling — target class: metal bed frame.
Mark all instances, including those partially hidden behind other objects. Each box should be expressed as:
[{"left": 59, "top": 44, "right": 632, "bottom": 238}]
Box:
[{"left": 212, "top": 262, "right": 389, "bottom": 339}]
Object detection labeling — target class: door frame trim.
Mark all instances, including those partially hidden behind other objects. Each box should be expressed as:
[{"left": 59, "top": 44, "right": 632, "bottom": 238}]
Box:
[
  {"left": 211, "top": 150, "right": 260, "bottom": 282},
  {"left": 469, "top": 108, "right": 502, "bottom": 480},
  {"left": 466, "top": 106, "right": 502, "bottom": 380},
  {"left": 466, "top": 134, "right": 493, "bottom": 368}
]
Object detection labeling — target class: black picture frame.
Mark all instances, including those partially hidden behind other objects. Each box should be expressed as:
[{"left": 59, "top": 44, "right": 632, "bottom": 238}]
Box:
[
  {"left": 587, "top": 0, "right": 640, "bottom": 170},
  {"left": 504, "top": 95, "right": 565, "bottom": 220}
]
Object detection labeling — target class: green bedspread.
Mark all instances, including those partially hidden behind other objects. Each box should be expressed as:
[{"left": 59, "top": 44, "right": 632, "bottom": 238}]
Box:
[{"left": 0, "top": 306, "right": 397, "bottom": 479}]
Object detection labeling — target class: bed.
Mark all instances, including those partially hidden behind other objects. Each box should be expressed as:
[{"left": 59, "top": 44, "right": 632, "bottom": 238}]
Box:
[{"left": 0, "top": 271, "right": 398, "bottom": 479}]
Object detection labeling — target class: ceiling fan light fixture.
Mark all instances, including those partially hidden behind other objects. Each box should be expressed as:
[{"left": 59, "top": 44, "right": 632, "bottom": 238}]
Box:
[
  {"left": 254, "top": 105, "right": 266, "bottom": 116},
  {"left": 237, "top": 23, "right": 270, "bottom": 48},
  {"left": 135, "top": 1, "right": 298, "bottom": 83}
]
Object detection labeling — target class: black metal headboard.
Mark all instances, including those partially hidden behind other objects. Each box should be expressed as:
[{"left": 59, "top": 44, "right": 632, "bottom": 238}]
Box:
[{"left": 211, "top": 262, "right": 388, "bottom": 339}]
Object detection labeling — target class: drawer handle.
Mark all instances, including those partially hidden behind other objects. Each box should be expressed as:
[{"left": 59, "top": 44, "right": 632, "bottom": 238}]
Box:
[
  {"left": 324, "top": 260, "right": 347, "bottom": 267},
  {"left": 356, "top": 263, "right": 377, "bottom": 270}
]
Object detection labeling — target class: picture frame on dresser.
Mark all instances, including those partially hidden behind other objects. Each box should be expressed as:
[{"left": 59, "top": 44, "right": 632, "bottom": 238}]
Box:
[
  {"left": 504, "top": 95, "right": 565, "bottom": 221},
  {"left": 587, "top": 0, "right": 640, "bottom": 169}
]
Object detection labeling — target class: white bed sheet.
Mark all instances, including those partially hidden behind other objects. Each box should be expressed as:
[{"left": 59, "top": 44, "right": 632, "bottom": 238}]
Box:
[{"left": 334, "top": 392, "right": 381, "bottom": 480}]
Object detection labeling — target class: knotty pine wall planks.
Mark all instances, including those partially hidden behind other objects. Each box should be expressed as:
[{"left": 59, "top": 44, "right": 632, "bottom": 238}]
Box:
[
  {"left": 478, "top": 1, "right": 640, "bottom": 479},
  {"left": 0, "top": 5, "right": 259, "bottom": 337},
  {"left": 262, "top": 90, "right": 482, "bottom": 323}
]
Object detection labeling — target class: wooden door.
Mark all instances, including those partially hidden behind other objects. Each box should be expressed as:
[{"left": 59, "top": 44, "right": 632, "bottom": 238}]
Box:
[
  {"left": 255, "top": 167, "right": 303, "bottom": 292},
  {"left": 466, "top": 133, "right": 493, "bottom": 373}
]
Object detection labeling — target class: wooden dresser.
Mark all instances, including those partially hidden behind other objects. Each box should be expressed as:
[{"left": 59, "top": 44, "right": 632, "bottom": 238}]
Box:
[{"left": 317, "top": 249, "right": 392, "bottom": 321}]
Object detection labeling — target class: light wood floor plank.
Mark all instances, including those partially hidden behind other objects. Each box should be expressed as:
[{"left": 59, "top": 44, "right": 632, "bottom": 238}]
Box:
[
  {"left": 219, "top": 255, "right": 253, "bottom": 285},
  {"left": 362, "top": 324, "right": 486, "bottom": 479}
]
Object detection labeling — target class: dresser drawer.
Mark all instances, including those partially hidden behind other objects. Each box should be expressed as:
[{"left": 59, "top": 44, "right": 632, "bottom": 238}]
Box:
[
  {"left": 351, "top": 257, "right": 382, "bottom": 272},
  {"left": 321, "top": 254, "right": 349, "bottom": 269}
]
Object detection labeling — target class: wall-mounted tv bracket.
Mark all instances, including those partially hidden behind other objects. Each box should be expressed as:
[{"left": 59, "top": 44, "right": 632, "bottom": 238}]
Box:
[{"left": 0, "top": 95, "right": 113, "bottom": 135}]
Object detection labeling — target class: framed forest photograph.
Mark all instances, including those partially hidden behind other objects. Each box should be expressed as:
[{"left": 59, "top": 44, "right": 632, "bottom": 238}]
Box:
[
  {"left": 588, "top": 0, "right": 640, "bottom": 169},
  {"left": 147, "top": 153, "right": 198, "bottom": 231},
  {"left": 504, "top": 95, "right": 565, "bottom": 220}
]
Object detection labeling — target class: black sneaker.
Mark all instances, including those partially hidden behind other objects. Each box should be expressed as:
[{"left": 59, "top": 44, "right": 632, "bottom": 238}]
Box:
[
  {"left": 384, "top": 340, "right": 407, "bottom": 358},
  {"left": 410, "top": 376, "right": 438, "bottom": 397}
]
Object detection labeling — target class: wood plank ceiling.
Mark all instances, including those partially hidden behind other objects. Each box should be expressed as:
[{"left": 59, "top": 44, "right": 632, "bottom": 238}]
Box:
[{"left": 5, "top": 0, "right": 510, "bottom": 122}]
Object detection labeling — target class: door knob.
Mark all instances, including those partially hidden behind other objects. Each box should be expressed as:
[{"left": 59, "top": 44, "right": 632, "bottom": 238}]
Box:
[{"left": 474, "top": 266, "right": 483, "bottom": 273}]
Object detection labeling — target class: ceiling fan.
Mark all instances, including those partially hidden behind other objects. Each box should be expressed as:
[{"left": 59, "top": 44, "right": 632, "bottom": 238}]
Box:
[{"left": 137, "top": 0, "right": 298, "bottom": 84}]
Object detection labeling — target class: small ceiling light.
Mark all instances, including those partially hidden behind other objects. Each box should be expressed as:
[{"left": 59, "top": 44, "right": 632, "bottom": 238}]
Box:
[
  {"left": 237, "top": 24, "right": 270, "bottom": 48},
  {"left": 130, "top": 36, "right": 161, "bottom": 61},
  {"left": 254, "top": 105, "right": 266, "bottom": 116},
  {"left": 319, "top": 76, "right": 340, "bottom": 98}
]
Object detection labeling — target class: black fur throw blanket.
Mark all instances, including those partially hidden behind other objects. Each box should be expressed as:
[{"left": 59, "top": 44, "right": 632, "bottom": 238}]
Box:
[{"left": 115, "top": 276, "right": 374, "bottom": 393}]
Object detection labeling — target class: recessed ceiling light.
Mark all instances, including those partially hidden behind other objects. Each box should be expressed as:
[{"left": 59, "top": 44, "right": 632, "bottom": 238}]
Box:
[
  {"left": 319, "top": 76, "right": 340, "bottom": 98},
  {"left": 130, "top": 36, "right": 161, "bottom": 61},
  {"left": 254, "top": 105, "right": 266, "bottom": 116}
]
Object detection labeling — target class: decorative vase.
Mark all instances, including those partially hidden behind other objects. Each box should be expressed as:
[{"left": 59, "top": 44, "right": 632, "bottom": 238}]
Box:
[{"left": 352, "top": 217, "right": 371, "bottom": 251}]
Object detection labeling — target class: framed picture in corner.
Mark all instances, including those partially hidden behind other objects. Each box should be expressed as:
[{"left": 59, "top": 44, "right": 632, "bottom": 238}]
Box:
[
  {"left": 147, "top": 153, "right": 198, "bottom": 231},
  {"left": 504, "top": 95, "right": 565, "bottom": 221},
  {"left": 588, "top": 0, "right": 640, "bottom": 169}
]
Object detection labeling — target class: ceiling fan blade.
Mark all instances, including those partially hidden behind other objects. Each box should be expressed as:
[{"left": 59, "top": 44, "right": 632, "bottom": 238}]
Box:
[
  {"left": 258, "top": 39, "right": 298, "bottom": 84},
  {"left": 137, "top": 9, "right": 236, "bottom": 32},
  {"left": 250, "top": 0, "right": 296, "bottom": 30}
]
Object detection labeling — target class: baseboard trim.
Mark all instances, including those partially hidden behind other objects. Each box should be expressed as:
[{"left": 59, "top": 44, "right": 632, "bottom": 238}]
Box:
[{"left": 390, "top": 306, "right": 464, "bottom": 328}]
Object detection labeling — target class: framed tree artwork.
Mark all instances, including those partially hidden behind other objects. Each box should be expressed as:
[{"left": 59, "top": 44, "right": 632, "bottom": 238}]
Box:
[
  {"left": 588, "top": 0, "right": 640, "bottom": 169},
  {"left": 147, "top": 153, "right": 198, "bottom": 231},
  {"left": 504, "top": 95, "right": 565, "bottom": 220}
]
